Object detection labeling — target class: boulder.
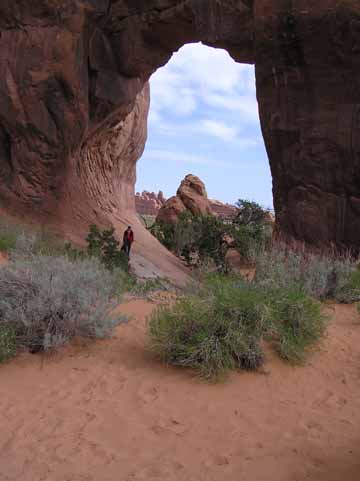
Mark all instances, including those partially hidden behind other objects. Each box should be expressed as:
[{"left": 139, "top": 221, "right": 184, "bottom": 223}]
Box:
[
  {"left": 156, "top": 196, "right": 187, "bottom": 225},
  {"left": 156, "top": 175, "right": 212, "bottom": 224},
  {"left": 177, "top": 175, "right": 212, "bottom": 217}
]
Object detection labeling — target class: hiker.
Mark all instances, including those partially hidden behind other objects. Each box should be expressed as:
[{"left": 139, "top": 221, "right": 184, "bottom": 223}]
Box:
[{"left": 122, "top": 226, "right": 134, "bottom": 257}]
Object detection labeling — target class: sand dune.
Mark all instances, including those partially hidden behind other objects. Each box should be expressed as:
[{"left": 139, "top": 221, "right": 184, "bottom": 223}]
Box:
[{"left": 1, "top": 300, "right": 360, "bottom": 481}]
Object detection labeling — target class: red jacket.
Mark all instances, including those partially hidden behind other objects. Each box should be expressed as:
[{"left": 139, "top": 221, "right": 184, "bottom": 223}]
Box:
[{"left": 124, "top": 229, "right": 134, "bottom": 243}]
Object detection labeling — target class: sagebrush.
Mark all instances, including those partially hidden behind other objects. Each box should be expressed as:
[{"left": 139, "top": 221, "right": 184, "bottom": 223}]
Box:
[
  {"left": 0, "top": 255, "right": 126, "bottom": 360},
  {"left": 255, "top": 244, "right": 357, "bottom": 301},
  {"left": 149, "top": 274, "right": 327, "bottom": 381}
]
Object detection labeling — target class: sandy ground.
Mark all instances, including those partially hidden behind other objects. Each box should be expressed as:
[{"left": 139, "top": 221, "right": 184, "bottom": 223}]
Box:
[{"left": 1, "top": 299, "right": 360, "bottom": 481}]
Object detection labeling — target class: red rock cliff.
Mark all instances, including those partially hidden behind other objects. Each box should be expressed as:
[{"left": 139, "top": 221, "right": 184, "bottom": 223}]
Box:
[{"left": 1, "top": 0, "right": 360, "bottom": 282}]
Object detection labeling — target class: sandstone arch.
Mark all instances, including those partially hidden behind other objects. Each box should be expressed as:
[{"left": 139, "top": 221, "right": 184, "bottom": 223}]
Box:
[{"left": 1, "top": 1, "right": 360, "bottom": 280}]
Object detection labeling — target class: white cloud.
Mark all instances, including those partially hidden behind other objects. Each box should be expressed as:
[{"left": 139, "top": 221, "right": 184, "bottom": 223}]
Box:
[
  {"left": 143, "top": 149, "right": 227, "bottom": 167},
  {"left": 200, "top": 119, "right": 238, "bottom": 142},
  {"left": 149, "top": 117, "right": 261, "bottom": 147},
  {"left": 149, "top": 42, "right": 259, "bottom": 124},
  {"left": 204, "top": 93, "right": 260, "bottom": 120}
]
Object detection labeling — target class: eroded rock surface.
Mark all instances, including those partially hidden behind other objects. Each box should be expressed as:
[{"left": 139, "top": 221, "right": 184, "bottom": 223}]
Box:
[
  {"left": 1, "top": 0, "right": 360, "bottom": 282},
  {"left": 157, "top": 175, "right": 212, "bottom": 224}
]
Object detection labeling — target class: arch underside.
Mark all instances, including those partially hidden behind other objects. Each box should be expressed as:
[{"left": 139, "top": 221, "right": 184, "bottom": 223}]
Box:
[{"left": 0, "top": 0, "right": 360, "bottom": 280}]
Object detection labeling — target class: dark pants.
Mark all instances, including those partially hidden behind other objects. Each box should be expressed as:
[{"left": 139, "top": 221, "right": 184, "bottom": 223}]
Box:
[{"left": 122, "top": 241, "right": 132, "bottom": 257}]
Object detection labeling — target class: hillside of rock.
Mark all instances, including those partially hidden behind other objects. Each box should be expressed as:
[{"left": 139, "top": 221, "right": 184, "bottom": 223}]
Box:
[{"left": 1, "top": 1, "right": 360, "bottom": 280}]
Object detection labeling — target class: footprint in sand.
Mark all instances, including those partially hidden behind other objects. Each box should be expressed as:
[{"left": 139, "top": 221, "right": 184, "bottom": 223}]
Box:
[
  {"left": 150, "top": 417, "right": 188, "bottom": 437},
  {"left": 137, "top": 384, "right": 160, "bottom": 404}
]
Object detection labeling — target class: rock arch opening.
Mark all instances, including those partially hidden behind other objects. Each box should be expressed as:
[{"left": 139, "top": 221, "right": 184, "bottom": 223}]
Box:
[
  {"left": 136, "top": 43, "right": 273, "bottom": 212},
  {"left": 0, "top": 1, "right": 360, "bottom": 281}
]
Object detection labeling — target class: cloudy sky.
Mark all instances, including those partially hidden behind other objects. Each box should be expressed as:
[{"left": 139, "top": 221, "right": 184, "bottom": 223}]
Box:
[{"left": 136, "top": 43, "right": 273, "bottom": 208}]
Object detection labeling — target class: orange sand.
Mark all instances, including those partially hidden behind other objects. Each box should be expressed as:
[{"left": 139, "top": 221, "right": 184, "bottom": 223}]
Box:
[{"left": 1, "top": 300, "right": 360, "bottom": 481}]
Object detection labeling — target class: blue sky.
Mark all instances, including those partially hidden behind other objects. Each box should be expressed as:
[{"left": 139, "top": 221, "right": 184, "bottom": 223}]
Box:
[{"left": 136, "top": 43, "right": 273, "bottom": 209}]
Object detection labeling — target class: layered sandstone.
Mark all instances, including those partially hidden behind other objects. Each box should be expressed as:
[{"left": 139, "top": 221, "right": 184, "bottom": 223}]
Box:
[{"left": 1, "top": 1, "right": 360, "bottom": 282}]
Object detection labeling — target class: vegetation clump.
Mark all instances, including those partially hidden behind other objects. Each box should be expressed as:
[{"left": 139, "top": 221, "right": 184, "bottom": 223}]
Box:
[
  {"left": 0, "top": 255, "right": 126, "bottom": 359},
  {"left": 232, "top": 200, "right": 273, "bottom": 260},
  {"left": 255, "top": 243, "right": 357, "bottom": 301},
  {"left": 266, "top": 289, "right": 326, "bottom": 363},
  {"left": 149, "top": 279, "right": 265, "bottom": 381},
  {"left": 86, "top": 224, "right": 129, "bottom": 271},
  {"left": 149, "top": 274, "right": 327, "bottom": 381},
  {"left": 150, "top": 199, "right": 272, "bottom": 270},
  {"left": 334, "top": 268, "right": 360, "bottom": 304}
]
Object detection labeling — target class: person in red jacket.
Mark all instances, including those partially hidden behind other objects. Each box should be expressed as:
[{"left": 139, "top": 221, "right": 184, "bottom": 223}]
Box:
[{"left": 122, "top": 226, "right": 134, "bottom": 257}]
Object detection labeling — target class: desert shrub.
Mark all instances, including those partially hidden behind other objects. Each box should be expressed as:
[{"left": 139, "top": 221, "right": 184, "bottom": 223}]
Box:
[
  {"left": 266, "top": 289, "right": 327, "bottom": 363},
  {"left": 151, "top": 213, "right": 228, "bottom": 270},
  {"left": 150, "top": 201, "right": 274, "bottom": 270},
  {"left": 0, "top": 255, "right": 126, "bottom": 359},
  {"left": 149, "top": 273, "right": 329, "bottom": 380},
  {"left": 149, "top": 277, "right": 267, "bottom": 381},
  {"left": 141, "top": 215, "right": 156, "bottom": 229},
  {"left": 133, "top": 277, "right": 172, "bottom": 296},
  {"left": 232, "top": 199, "right": 273, "bottom": 260},
  {"left": 86, "top": 224, "right": 129, "bottom": 271},
  {"left": 231, "top": 223, "right": 272, "bottom": 261},
  {"left": 12, "top": 229, "right": 74, "bottom": 258},
  {"left": 0, "top": 231, "right": 17, "bottom": 252},
  {"left": 234, "top": 199, "right": 270, "bottom": 226},
  {"left": 255, "top": 244, "right": 357, "bottom": 300},
  {"left": 0, "top": 325, "right": 17, "bottom": 363},
  {"left": 334, "top": 268, "right": 360, "bottom": 303},
  {"left": 0, "top": 219, "right": 21, "bottom": 253}
]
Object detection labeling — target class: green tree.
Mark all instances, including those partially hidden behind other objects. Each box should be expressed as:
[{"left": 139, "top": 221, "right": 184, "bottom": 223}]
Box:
[{"left": 86, "top": 225, "right": 129, "bottom": 271}]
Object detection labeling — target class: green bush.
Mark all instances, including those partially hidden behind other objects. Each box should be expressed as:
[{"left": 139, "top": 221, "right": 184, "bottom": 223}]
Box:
[
  {"left": 334, "top": 268, "right": 360, "bottom": 303},
  {"left": 150, "top": 200, "right": 273, "bottom": 268},
  {"left": 149, "top": 277, "right": 267, "bottom": 381},
  {"left": 231, "top": 223, "right": 272, "bottom": 261},
  {"left": 86, "top": 224, "right": 129, "bottom": 271},
  {"left": 150, "top": 220, "right": 176, "bottom": 251},
  {"left": 0, "top": 232, "right": 17, "bottom": 252},
  {"left": 234, "top": 199, "right": 270, "bottom": 226},
  {"left": 0, "top": 326, "right": 17, "bottom": 363},
  {"left": 149, "top": 274, "right": 328, "bottom": 381},
  {"left": 0, "top": 255, "right": 126, "bottom": 360},
  {"left": 266, "top": 289, "right": 326, "bottom": 363},
  {"left": 151, "top": 213, "right": 228, "bottom": 270},
  {"left": 232, "top": 199, "right": 273, "bottom": 260}
]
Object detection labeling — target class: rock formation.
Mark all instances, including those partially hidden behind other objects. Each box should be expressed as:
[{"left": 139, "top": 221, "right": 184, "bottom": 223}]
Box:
[
  {"left": 156, "top": 196, "right": 188, "bottom": 225},
  {"left": 135, "top": 191, "right": 165, "bottom": 216},
  {"left": 209, "top": 200, "right": 238, "bottom": 220},
  {"left": 157, "top": 175, "right": 212, "bottom": 224},
  {"left": 136, "top": 188, "right": 236, "bottom": 220},
  {"left": 1, "top": 1, "right": 360, "bottom": 282}
]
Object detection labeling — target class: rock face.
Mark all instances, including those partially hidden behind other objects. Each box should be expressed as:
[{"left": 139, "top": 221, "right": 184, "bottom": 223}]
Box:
[
  {"left": 1, "top": 1, "right": 360, "bottom": 282},
  {"left": 157, "top": 175, "right": 212, "bottom": 224},
  {"left": 209, "top": 200, "right": 238, "bottom": 220}
]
